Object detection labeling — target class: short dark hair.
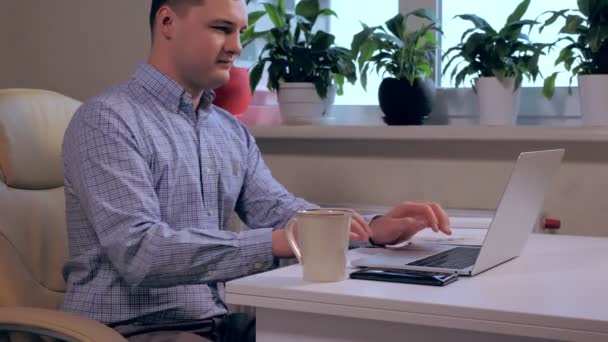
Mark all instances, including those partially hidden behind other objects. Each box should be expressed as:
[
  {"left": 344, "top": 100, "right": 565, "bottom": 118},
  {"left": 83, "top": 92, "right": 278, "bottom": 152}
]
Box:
[{"left": 149, "top": 0, "right": 203, "bottom": 34}]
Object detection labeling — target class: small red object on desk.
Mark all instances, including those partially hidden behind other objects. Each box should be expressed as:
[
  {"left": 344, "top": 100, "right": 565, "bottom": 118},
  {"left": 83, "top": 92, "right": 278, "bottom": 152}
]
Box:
[{"left": 543, "top": 217, "right": 561, "bottom": 230}]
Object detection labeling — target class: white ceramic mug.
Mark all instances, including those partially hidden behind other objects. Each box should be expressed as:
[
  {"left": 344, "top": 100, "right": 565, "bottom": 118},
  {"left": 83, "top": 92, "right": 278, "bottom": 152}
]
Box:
[{"left": 286, "top": 209, "right": 351, "bottom": 282}]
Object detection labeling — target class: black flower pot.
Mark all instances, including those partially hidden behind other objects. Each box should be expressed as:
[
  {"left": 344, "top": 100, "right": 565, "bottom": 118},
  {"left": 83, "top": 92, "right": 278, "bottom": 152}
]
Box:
[
  {"left": 595, "top": 40, "right": 608, "bottom": 74},
  {"left": 378, "top": 78, "right": 434, "bottom": 125}
]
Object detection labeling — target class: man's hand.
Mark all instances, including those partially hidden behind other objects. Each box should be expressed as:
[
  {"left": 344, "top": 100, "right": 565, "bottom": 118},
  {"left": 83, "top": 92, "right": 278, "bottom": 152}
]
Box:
[
  {"left": 272, "top": 229, "right": 294, "bottom": 258},
  {"left": 340, "top": 208, "right": 373, "bottom": 241},
  {"left": 369, "top": 202, "right": 451, "bottom": 246},
  {"left": 271, "top": 209, "right": 373, "bottom": 258}
]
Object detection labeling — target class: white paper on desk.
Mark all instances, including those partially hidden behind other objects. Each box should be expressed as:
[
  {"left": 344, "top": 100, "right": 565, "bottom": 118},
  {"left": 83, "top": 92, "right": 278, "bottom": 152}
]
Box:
[
  {"left": 387, "top": 227, "right": 489, "bottom": 248},
  {"left": 408, "top": 228, "right": 488, "bottom": 246}
]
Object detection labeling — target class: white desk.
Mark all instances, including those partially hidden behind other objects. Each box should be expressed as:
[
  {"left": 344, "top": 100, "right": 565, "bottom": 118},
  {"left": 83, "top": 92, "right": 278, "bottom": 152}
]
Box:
[{"left": 226, "top": 234, "right": 608, "bottom": 342}]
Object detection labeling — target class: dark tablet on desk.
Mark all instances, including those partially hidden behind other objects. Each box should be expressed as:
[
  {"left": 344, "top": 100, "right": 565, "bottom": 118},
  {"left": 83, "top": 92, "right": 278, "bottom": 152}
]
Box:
[{"left": 350, "top": 268, "right": 458, "bottom": 286}]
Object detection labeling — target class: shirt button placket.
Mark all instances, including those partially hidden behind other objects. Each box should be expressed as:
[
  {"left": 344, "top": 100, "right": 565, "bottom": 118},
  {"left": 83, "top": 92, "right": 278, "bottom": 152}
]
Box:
[{"left": 198, "top": 128, "right": 216, "bottom": 220}]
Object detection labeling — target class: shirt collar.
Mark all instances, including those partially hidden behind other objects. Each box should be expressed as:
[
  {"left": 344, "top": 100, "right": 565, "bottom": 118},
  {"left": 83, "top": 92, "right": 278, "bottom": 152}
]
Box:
[{"left": 133, "top": 63, "right": 216, "bottom": 115}]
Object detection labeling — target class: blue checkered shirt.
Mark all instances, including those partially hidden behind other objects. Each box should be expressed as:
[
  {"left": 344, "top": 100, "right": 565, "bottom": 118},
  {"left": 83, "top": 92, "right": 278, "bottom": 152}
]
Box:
[{"left": 60, "top": 64, "right": 316, "bottom": 327}]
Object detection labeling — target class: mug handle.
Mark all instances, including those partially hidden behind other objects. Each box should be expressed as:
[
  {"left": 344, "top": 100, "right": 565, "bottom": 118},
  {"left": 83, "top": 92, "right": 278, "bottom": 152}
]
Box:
[{"left": 285, "top": 217, "right": 302, "bottom": 264}]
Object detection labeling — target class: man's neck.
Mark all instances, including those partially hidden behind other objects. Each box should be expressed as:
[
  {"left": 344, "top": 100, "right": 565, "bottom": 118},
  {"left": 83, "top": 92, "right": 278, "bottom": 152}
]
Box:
[{"left": 147, "top": 55, "right": 204, "bottom": 111}]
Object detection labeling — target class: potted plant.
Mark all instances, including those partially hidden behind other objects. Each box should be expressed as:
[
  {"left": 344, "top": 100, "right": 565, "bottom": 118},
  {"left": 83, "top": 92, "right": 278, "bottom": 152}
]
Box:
[
  {"left": 538, "top": 0, "right": 608, "bottom": 126},
  {"left": 442, "top": 0, "right": 549, "bottom": 126},
  {"left": 246, "top": 0, "right": 357, "bottom": 124},
  {"left": 351, "top": 9, "right": 441, "bottom": 125}
]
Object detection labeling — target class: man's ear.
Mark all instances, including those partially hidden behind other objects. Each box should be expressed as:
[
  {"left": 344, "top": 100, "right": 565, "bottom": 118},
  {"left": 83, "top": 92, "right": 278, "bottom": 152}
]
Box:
[{"left": 156, "top": 6, "right": 177, "bottom": 40}]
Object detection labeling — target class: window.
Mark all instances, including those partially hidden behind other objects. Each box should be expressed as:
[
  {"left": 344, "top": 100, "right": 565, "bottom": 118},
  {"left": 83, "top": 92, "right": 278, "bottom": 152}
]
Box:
[
  {"left": 440, "top": 0, "right": 579, "bottom": 88},
  {"left": 330, "top": 0, "right": 399, "bottom": 105},
  {"left": 241, "top": 0, "right": 583, "bottom": 122}
]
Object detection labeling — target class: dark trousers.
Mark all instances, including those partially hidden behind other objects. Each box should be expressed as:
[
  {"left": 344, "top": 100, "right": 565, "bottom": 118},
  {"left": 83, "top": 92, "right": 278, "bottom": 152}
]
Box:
[{"left": 116, "top": 313, "right": 255, "bottom": 342}]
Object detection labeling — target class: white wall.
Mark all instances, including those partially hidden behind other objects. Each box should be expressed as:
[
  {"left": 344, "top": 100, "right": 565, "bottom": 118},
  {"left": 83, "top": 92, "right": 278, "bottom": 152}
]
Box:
[
  {"left": 0, "top": 2, "right": 24, "bottom": 89},
  {"left": 4, "top": 0, "right": 150, "bottom": 101},
  {"left": 256, "top": 137, "right": 608, "bottom": 237}
]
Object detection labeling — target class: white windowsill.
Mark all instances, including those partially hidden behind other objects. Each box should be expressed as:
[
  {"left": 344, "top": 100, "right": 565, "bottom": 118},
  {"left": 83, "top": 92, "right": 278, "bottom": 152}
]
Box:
[
  {"left": 248, "top": 125, "right": 608, "bottom": 142},
  {"left": 240, "top": 86, "right": 594, "bottom": 144}
]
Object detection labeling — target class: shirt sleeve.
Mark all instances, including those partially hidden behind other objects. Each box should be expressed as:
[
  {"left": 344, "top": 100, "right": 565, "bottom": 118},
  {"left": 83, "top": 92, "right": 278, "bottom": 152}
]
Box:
[
  {"left": 234, "top": 131, "right": 318, "bottom": 229},
  {"left": 234, "top": 129, "right": 379, "bottom": 249},
  {"left": 63, "top": 101, "right": 276, "bottom": 288}
]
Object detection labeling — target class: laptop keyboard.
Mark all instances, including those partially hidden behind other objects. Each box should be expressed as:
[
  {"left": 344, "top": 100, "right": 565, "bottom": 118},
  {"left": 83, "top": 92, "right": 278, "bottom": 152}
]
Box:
[{"left": 407, "top": 247, "right": 481, "bottom": 269}]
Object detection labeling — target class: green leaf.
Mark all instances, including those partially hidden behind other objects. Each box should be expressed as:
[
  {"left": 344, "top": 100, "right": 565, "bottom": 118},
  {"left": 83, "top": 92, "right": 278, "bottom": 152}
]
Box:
[
  {"left": 311, "top": 31, "right": 335, "bottom": 50},
  {"left": 555, "top": 48, "right": 574, "bottom": 67},
  {"left": 454, "top": 66, "right": 471, "bottom": 88},
  {"left": 538, "top": 10, "right": 569, "bottom": 34},
  {"left": 561, "top": 15, "right": 585, "bottom": 34},
  {"left": 342, "top": 59, "right": 358, "bottom": 83},
  {"left": 241, "top": 29, "right": 271, "bottom": 49},
  {"left": 350, "top": 26, "right": 377, "bottom": 56},
  {"left": 318, "top": 8, "right": 338, "bottom": 18},
  {"left": 334, "top": 73, "right": 345, "bottom": 95},
  {"left": 295, "top": 0, "right": 320, "bottom": 24},
  {"left": 313, "top": 78, "right": 328, "bottom": 99},
  {"left": 278, "top": 0, "right": 286, "bottom": 16},
  {"left": 462, "top": 32, "right": 486, "bottom": 56},
  {"left": 247, "top": 10, "right": 267, "bottom": 26},
  {"left": 588, "top": 24, "right": 603, "bottom": 52},
  {"left": 375, "top": 32, "right": 405, "bottom": 47},
  {"left": 459, "top": 27, "right": 479, "bottom": 42},
  {"left": 263, "top": 3, "right": 286, "bottom": 28},
  {"left": 442, "top": 54, "right": 460, "bottom": 75},
  {"left": 542, "top": 72, "right": 558, "bottom": 99},
  {"left": 240, "top": 26, "right": 255, "bottom": 47},
  {"left": 385, "top": 13, "right": 406, "bottom": 40},
  {"left": 249, "top": 61, "right": 266, "bottom": 94},
  {"left": 424, "top": 31, "right": 438, "bottom": 45},
  {"left": 291, "top": 47, "right": 315, "bottom": 74},
  {"left": 577, "top": 0, "right": 591, "bottom": 17},
  {"left": 455, "top": 14, "right": 497, "bottom": 35},
  {"left": 268, "top": 62, "right": 285, "bottom": 90},
  {"left": 406, "top": 8, "right": 438, "bottom": 24},
  {"left": 358, "top": 39, "right": 378, "bottom": 70},
  {"left": 360, "top": 64, "right": 370, "bottom": 91},
  {"left": 565, "top": 56, "right": 576, "bottom": 71},
  {"left": 506, "top": 0, "right": 531, "bottom": 25},
  {"left": 499, "top": 20, "right": 539, "bottom": 40}
]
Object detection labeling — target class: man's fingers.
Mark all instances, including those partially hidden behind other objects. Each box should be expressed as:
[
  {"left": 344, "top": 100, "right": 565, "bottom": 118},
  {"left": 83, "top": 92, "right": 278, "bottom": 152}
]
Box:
[
  {"left": 387, "top": 202, "right": 453, "bottom": 234},
  {"left": 350, "top": 219, "right": 370, "bottom": 241},
  {"left": 334, "top": 208, "right": 372, "bottom": 240},
  {"left": 350, "top": 210, "right": 372, "bottom": 237},
  {"left": 428, "top": 202, "right": 451, "bottom": 235},
  {"left": 405, "top": 203, "right": 439, "bottom": 232}
]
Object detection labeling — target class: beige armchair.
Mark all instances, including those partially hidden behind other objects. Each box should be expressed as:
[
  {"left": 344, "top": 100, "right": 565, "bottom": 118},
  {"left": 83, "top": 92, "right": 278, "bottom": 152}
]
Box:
[{"left": 0, "top": 89, "right": 126, "bottom": 341}]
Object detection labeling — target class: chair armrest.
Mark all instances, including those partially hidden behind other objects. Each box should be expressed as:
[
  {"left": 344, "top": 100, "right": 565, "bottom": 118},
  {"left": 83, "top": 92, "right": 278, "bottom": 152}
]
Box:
[{"left": 0, "top": 307, "right": 126, "bottom": 342}]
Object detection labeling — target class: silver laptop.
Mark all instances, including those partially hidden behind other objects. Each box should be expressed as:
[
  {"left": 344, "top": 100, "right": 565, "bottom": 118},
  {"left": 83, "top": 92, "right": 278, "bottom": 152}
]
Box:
[{"left": 352, "top": 149, "right": 565, "bottom": 276}]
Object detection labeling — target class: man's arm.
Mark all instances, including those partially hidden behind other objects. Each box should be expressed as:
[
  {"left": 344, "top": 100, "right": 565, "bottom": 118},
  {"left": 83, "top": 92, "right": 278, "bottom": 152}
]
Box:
[
  {"left": 232, "top": 127, "right": 374, "bottom": 247},
  {"left": 63, "top": 102, "right": 277, "bottom": 288},
  {"left": 233, "top": 128, "right": 317, "bottom": 230}
]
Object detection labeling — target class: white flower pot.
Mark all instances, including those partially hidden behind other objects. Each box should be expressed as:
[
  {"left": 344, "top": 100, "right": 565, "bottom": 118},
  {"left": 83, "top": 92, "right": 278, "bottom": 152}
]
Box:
[
  {"left": 277, "top": 82, "right": 335, "bottom": 125},
  {"left": 475, "top": 77, "right": 521, "bottom": 126},
  {"left": 578, "top": 74, "right": 608, "bottom": 126}
]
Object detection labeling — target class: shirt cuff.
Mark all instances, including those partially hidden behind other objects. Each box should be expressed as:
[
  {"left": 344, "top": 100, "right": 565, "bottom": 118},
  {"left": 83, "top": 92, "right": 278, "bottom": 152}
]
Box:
[{"left": 239, "top": 228, "right": 278, "bottom": 273}]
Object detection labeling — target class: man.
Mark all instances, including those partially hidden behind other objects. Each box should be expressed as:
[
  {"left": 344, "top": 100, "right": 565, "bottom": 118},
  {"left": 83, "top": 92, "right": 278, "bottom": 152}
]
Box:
[{"left": 60, "top": 0, "right": 451, "bottom": 341}]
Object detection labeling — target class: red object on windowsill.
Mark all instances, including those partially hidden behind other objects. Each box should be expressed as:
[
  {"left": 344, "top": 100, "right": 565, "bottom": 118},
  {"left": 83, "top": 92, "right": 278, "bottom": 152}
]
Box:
[{"left": 213, "top": 67, "right": 252, "bottom": 116}]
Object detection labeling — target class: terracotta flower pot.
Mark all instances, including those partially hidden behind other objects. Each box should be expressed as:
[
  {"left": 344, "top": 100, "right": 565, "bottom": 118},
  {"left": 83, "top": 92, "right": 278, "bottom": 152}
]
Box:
[{"left": 213, "top": 67, "right": 252, "bottom": 116}]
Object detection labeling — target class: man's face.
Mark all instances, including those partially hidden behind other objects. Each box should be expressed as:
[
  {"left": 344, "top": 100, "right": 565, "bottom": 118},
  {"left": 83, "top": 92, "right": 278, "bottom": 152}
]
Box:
[{"left": 169, "top": 0, "right": 247, "bottom": 91}]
